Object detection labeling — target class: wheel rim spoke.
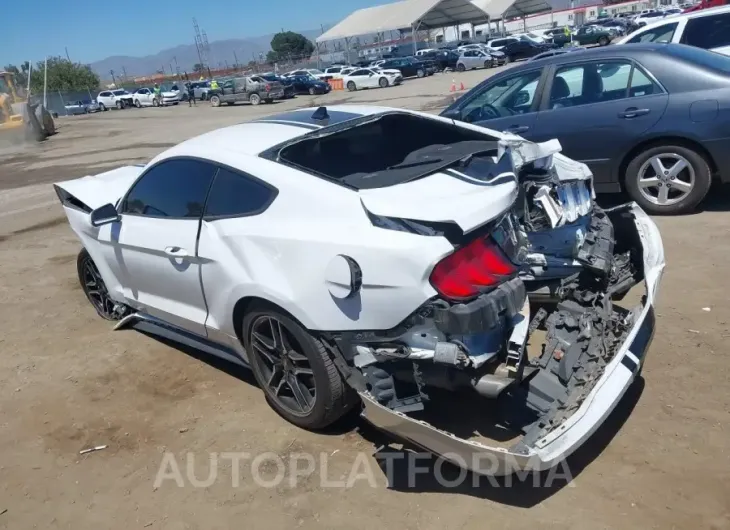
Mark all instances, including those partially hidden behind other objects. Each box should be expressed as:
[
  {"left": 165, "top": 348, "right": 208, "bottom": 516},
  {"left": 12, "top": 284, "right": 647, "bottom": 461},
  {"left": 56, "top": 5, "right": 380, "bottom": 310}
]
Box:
[
  {"left": 672, "top": 179, "right": 692, "bottom": 193},
  {"left": 650, "top": 156, "right": 666, "bottom": 176},
  {"left": 667, "top": 159, "right": 688, "bottom": 178},
  {"left": 251, "top": 338, "right": 278, "bottom": 365},
  {"left": 657, "top": 185, "right": 670, "bottom": 204},
  {"left": 639, "top": 176, "right": 659, "bottom": 189},
  {"left": 287, "top": 373, "right": 313, "bottom": 411}
]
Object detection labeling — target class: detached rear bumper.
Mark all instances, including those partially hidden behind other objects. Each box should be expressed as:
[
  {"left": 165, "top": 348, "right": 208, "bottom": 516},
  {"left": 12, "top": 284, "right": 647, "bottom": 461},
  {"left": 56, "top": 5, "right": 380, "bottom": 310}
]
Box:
[{"left": 359, "top": 202, "right": 664, "bottom": 475}]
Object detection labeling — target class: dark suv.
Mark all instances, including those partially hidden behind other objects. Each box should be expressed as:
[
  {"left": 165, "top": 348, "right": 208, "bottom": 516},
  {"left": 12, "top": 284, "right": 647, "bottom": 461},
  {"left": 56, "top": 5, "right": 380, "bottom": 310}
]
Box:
[{"left": 380, "top": 57, "right": 436, "bottom": 78}]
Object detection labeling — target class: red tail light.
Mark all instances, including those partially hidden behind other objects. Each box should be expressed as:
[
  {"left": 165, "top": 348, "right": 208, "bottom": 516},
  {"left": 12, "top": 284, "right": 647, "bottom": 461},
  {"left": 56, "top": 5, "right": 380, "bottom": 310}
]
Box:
[
  {"left": 429, "top": 237, "right": 516, "bottom": 301},
  {"left": 265, "top": 84, "right": 271, "bottom": 91}
]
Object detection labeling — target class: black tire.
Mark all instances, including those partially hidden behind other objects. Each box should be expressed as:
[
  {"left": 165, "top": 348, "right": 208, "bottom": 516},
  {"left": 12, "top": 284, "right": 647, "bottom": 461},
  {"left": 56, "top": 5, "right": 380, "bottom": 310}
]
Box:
[
  {"left": 152, "top": 98, "right": 159, "bottom": 107},
  {"left": 210, "top": 95, "right": 221, "bottom": 107},
  {"left": 264, "top": 98, "right": 273, "bottom": 104},
  {"left": 116, "top": 100, "right": 123, "bottom": 109},
  {"left": 243, "top": 303, "right": 355, "bottom": 429},
  {"left": 226, "top": 101, "right": 234, "bottom": 106},
  {"left": 249, "top": 93, "right": 261, "bottom": 106},
  {"left": 378, "top": 76, "right": 388, "bottom": 88},
  {"left": 134, "top": 99, "right": 141, "bottom": 108},
  {"left": 77, "top": 249, "right": 120, "bottom": 321},
  {"left": 484, "top": 60, "right": 491, "bottom": 69},
  {"left": 456, "top": 63, "right": 466, "bottom": 72},
  {"left": 309, "top": 87, "right": 316, "bottom": 95},
  {"left": 624, "top": 143, "right": 711, "bottom": 215},
  {"left": 416, "top": 68, "right": 425, "bottom": 78},
  {"left": 347, "top": 81, "right": 356, "bottom": 92},
  {"left": 99, "top": 103, "right": 106, "bottom": 111},
  {"left": 598, "top": 36, "right": 609, "bottom": 46},
  {"left": 504, "top": 55, "right": 512, "bottom": 64}
]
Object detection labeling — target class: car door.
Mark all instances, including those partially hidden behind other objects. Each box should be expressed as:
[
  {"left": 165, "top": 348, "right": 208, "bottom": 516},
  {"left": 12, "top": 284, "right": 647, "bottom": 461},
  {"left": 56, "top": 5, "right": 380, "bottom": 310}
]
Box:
[
  {"left": 196, "top": 166, "right": 278, "bottom": 349},
  {"left": 529, "top": 59, "right": 668, "bottom": 185},
  {"left": 446, "top": 67, "right": 546, "bottom": 136},
  {"left": 113, "top": 158, "right": 218, "bottom": 335}
]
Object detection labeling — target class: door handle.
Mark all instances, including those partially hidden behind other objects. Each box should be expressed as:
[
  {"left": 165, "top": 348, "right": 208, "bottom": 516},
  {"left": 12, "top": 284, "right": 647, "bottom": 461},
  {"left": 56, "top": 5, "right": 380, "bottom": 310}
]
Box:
[
  {"left": 618, "top": 107, "right": 650, "bottom": 119},
  {"left": 506, "top": 125, "right": 530, "bottom": 133},
  {"left": 164, "top": 246, "right": 189, "bottom": 258}
]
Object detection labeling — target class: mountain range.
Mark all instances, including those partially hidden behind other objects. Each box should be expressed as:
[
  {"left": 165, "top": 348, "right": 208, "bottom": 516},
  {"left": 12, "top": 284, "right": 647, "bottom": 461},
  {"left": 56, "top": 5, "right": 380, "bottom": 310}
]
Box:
[{"left": 89, "top": 28, "right": 336, "bottom": 78}]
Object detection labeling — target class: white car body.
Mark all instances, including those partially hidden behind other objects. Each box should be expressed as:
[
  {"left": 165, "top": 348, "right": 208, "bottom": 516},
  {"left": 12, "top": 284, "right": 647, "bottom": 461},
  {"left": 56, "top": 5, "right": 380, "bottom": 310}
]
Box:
[
  {"left": 96, "top": 89, "right": 133, "bottom": 110},
  {"left": 342, "top": 69, "right": 401, "bottom": 90},
  {"left": 415, "top": 48, "right": 437, "bottom": 56},
  {"left": 132, "top": 88, "right": 179, "bottom": 107},
  {"left": 486, "top": 37, "right": 519, "bottom": 50},
  {"left": 512, "top": 32, "right": 547, "bottom": 43},
  {"left": 54, "top": 105, "right": 664, "bottom": 475},
  {"left": 617, "top": 5, "right": 730, "bottom": 56}
]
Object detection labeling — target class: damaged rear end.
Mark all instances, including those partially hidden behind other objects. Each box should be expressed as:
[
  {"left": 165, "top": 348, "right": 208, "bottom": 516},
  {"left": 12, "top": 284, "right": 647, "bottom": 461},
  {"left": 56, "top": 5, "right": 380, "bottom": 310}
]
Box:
[{"left": 331, "top": 134, "right": 665, "bottom": 475}]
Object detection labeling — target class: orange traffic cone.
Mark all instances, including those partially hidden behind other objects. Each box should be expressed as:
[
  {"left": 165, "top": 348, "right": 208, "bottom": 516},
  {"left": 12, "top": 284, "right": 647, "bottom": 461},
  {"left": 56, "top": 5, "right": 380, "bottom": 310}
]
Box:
[
  {"left": 450, "top": 79, "right": 456, "bottom": 92},
  {"left": 459, "top": 82, "right": 465, "bottom": 91}
]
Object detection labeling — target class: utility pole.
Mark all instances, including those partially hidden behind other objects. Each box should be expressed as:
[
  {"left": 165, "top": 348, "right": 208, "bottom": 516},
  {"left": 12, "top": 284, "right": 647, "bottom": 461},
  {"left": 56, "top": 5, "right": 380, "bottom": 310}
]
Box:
[
  {"left": 65, "top": 47, "right": 71, "bottom": 62},
  {"left": 233, "top": 50, "right": 239, "bottom": 68},
  {"left": 110, "top": 69, "right": 117, "bottom": 87},
  {"left": 122, "top": 66, "right": 128, "bottom": 82},
  {"left": 43, "top": 57, "right": 48, "bottom": 107}
]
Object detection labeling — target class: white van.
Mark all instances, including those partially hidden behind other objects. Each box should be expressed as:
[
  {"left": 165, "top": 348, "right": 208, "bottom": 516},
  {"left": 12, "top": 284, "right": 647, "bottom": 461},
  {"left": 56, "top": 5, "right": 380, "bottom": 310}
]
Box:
[{"left": 617, "top": 5, "right": 730, "bottom": 56}]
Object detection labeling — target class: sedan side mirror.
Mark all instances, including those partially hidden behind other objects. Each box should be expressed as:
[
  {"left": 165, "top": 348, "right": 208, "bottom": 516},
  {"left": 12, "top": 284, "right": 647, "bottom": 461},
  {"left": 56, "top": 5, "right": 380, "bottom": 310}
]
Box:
[
  {"left": 90, "top": 203, "right": 120, "bottom": 227},
  {"left": 441, "top": 108, "right": 461, "bottom": 121}
]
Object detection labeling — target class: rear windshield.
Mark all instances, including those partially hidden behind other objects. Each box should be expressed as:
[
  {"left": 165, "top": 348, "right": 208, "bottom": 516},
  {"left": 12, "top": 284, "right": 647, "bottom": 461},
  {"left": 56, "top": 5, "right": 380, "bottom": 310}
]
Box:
[
  {"left": 263, "top": 112, "right": 501, "bottom": 190},
  {"left": 663, "top": 44, "right": 730, "bottom": 74}
]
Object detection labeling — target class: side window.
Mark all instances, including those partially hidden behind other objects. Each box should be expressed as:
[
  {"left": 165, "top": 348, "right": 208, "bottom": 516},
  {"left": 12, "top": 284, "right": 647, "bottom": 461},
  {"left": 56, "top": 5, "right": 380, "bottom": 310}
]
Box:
[
  {"left": 100, "top": 91, "right": 110, "bottom": 97},
  {"left": 204, "top": 168, "right": 276, "bottom": 218},
  {"left": 629, "top": 66, "right": 661, "bottom": 97},
  {"left": 459, "top": 70, "right": 542, "bottom": 122},
  {"left": 123, "top": 159, "right": 216, "bottom": 218},
  {"left": 681, "top": 13, "right": 730, "bottom": 49},
  {"left": 627, "top": 22, "right": 678, "bottom": 43},
  {"left": 550, "top": 61, "right": 631, "bottom": 108}
]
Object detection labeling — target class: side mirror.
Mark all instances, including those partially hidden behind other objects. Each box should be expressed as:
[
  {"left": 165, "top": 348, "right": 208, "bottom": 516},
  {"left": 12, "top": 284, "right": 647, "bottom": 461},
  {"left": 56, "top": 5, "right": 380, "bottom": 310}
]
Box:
[
  {"left": 369, "top": 72, "right": 374, "bottom": 76},
  {"left": 441, "top": 108, "right": 461, "bottom": 120},
  {"left": 90, "top": 203, "right": 120, "bottom": 227}
]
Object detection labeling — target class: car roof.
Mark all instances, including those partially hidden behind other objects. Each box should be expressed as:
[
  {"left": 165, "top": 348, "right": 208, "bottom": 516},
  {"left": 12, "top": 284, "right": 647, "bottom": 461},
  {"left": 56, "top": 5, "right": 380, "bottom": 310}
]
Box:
[
  {"left": 623, "top": 4, "right": 730, "bottom": 36},
  {"left": 507, "top": 42, "right": 675, "bottom": 68},
  {"left": 157, "top": 106, "right": 395, "bottom": 160}
]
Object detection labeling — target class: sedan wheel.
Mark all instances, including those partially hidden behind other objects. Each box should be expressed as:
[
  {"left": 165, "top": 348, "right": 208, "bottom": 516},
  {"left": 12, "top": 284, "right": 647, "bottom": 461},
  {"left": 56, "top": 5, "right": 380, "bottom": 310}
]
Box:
[
  {"left": 99, "top": 103, "right": 106, "bottom": 111},
  {"left": 347, "top": 81, "right": 356, "bottom": 92},
  {"left": 625, "top": 145, "right": 711, "bottom": 215},
  {"left": 456, "top": 63, "right": 466, "bottom": 72},
  {"left": 77, "top": 249, "right": 120, "bottom": 320},
  {"left": 116, "top": 100, "right": 123, "bottom": 109},
  {"left": 134, "top": 99, "right": 141, "bottom": 108},
  {"left": 416, "top": 68, "right": 425, "bottom": 78},
  {"left": 243, "top": 305, "right": 355, "bottom": 429},
  {"left": 309, "top": 87, "right": 316, "bottom": 95},
  {"left": 378, "top": 77, "right": 388, "bottom": 88}
]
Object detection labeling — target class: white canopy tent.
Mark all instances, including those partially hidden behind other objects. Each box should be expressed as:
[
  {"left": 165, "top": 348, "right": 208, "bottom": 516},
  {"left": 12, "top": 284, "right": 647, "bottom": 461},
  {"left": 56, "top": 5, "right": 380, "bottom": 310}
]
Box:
[{"left": 316, "top": 0, "right": 553, "bottom": 53}]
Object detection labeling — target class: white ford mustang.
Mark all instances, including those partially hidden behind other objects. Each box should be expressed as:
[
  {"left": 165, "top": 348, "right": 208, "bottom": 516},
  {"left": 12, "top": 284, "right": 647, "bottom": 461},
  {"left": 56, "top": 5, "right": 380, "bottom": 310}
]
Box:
[{"left": 55, "top": 105, "right": 665, "bottom": 475}]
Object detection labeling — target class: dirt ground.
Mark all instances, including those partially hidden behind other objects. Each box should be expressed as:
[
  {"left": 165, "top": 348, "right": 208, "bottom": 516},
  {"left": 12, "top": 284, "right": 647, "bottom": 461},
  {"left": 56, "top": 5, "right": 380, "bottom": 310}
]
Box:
[{"left": 1, "top": 69, "right": 729, "bottom": 530}]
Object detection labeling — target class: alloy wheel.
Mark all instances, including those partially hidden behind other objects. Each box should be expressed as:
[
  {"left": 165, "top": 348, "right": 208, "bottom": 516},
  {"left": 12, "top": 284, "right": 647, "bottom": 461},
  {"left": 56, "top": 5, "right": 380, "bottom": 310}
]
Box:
[
  {"left": 637, "top": 153, "right": 695, "bottom": 207},
  {"left": 250, "top": 315, "right": 316, "bottom": 416},
  {"left": 81, "top": 255, "right": 117, "bottom": 319}
]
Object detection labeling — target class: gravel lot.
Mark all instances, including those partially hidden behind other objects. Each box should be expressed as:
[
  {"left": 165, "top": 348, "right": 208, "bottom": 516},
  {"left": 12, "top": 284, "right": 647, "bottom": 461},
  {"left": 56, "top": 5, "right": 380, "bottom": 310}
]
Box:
[{"left": 1, "top": 68, "right": 729, "bottom": 530}]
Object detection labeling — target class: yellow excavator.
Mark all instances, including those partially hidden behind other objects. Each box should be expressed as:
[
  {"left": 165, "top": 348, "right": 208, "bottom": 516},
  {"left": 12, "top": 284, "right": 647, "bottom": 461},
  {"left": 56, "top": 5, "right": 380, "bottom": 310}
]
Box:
[{"left": 0, "top": 70, "right": 55, "bottom": 141}]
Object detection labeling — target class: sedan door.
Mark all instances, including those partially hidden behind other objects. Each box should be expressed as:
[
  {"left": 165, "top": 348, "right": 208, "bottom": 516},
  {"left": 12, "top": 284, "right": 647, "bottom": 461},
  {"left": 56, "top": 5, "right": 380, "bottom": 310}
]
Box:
[
  {"left": 529, "top": 59, "right": 668, "bottom": 186},
  {"left": 112, "top": 158, "right": 218, "bottom": 335}
]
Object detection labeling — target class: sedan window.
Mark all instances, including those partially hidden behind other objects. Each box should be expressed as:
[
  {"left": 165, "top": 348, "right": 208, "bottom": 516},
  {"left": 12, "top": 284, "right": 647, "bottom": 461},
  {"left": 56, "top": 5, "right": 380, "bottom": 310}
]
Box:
[
  {"left": 681, "top": 12, "right": 730, "bottom": 50},
  {"left": 459, "top": 70, "right": 542, "bottom": 122},
  {"left": 626, "top": 22, "right": 678, "bottom": 43},
  {"left": 204, "top": 168, "right": 276, "bottom": 218},
  {"left": 123, "top": 159, "right": 217, "bottom": 218},
  {"left": 550, "top": 61, "right": 632, "bottom": 108}
]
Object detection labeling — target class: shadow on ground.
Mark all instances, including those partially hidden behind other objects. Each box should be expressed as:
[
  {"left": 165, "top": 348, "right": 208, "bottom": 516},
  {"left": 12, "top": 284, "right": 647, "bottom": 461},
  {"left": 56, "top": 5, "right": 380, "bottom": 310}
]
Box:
[{"left": 140, "top": 328, "right": 644, "bottom": 507}]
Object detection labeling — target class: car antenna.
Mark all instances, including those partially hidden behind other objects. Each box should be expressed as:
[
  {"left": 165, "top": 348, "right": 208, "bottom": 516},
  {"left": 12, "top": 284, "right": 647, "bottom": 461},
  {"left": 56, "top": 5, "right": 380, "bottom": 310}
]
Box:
[{"left": 311, "top": 106, "right": 330, "bottom": 123}]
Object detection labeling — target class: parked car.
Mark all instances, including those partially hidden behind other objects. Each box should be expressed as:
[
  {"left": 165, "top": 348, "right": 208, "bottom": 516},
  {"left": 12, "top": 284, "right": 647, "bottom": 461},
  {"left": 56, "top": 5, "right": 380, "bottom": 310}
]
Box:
[
  {"left": 189, "top": 81, "right": 211, "bottom": 101},
  {"left": 420, "top": 50, "right": 460, "bottom": 70},
  {"left": 64, "top": 100, "right": 93, "bottom": 115},
  {"left": 512, "top": 31, "right": 548, "bottom": 43},
  {"left": 440, "top": 43, "right": 730, "bottom": 214},
  {"left": 634, "top": 10, "right": 669, "bottom": 26},
  {"left": 486, "top": 37, "right": 520, "bottom": 50},
  {"left": 208, "top": 76, "right": 284, "bottom": 106},
  {"left": 380, "top": 57, "right": 435, "bottom": 78},
  {"left": 574, "top": 25, "right": 614, "bottom": 45},
  {"left": 500, "top": 40, "right": 553, "bottom": 62},
  {"left": 617, "top": 5, "right": 730, "bottom": 56},
  {"left": 54, "top": 104, "right": 663, "bottom": 476},
  {"left": 285, "top": 75, "right": 331, "bottom": 95},
  {"left": 96, "top": 89, "right": 134, "bottom": 110},
  {"left": 456, "top": 49, "right": 496, "bottom": 71},
  {"left": 260, "top": 75, "right": 296, "bottom": 98},
  {"left": 542, "top": 27, "right": 574, "bottom": 46},
  {"left": 343, "top": 68, "right": 402, "bottom": 91},
  {"left": 283, "top": 69, "right": 326, "bottom": 80}
]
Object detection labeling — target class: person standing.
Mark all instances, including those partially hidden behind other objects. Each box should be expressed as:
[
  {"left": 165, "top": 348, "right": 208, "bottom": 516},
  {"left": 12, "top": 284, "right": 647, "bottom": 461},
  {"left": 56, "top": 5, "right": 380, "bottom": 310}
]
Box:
[
  {"left": 186, "top": 82, "right": 196, "bottom": 106},
  {"left": 153, "top": 83, "right": 162, "bottom": 106}
]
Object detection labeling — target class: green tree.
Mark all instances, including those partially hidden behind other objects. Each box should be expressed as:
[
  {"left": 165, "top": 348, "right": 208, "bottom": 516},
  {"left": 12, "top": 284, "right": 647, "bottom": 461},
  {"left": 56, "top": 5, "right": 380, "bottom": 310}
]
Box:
[
  {"left": 267, "top": 31, "right": 315, "bottom": 62},
  {"left": 25, "top": 57, "right": 100, "bottom": 92},
  {"left": 2, "top": 62, "right": 30, "bottom": 89}
]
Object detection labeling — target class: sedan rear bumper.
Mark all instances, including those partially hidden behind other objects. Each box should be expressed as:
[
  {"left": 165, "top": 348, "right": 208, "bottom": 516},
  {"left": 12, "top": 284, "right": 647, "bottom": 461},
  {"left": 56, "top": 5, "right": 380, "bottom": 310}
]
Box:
[{"left": 359, "top": 202, "right": 664, "bottom": 475}]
